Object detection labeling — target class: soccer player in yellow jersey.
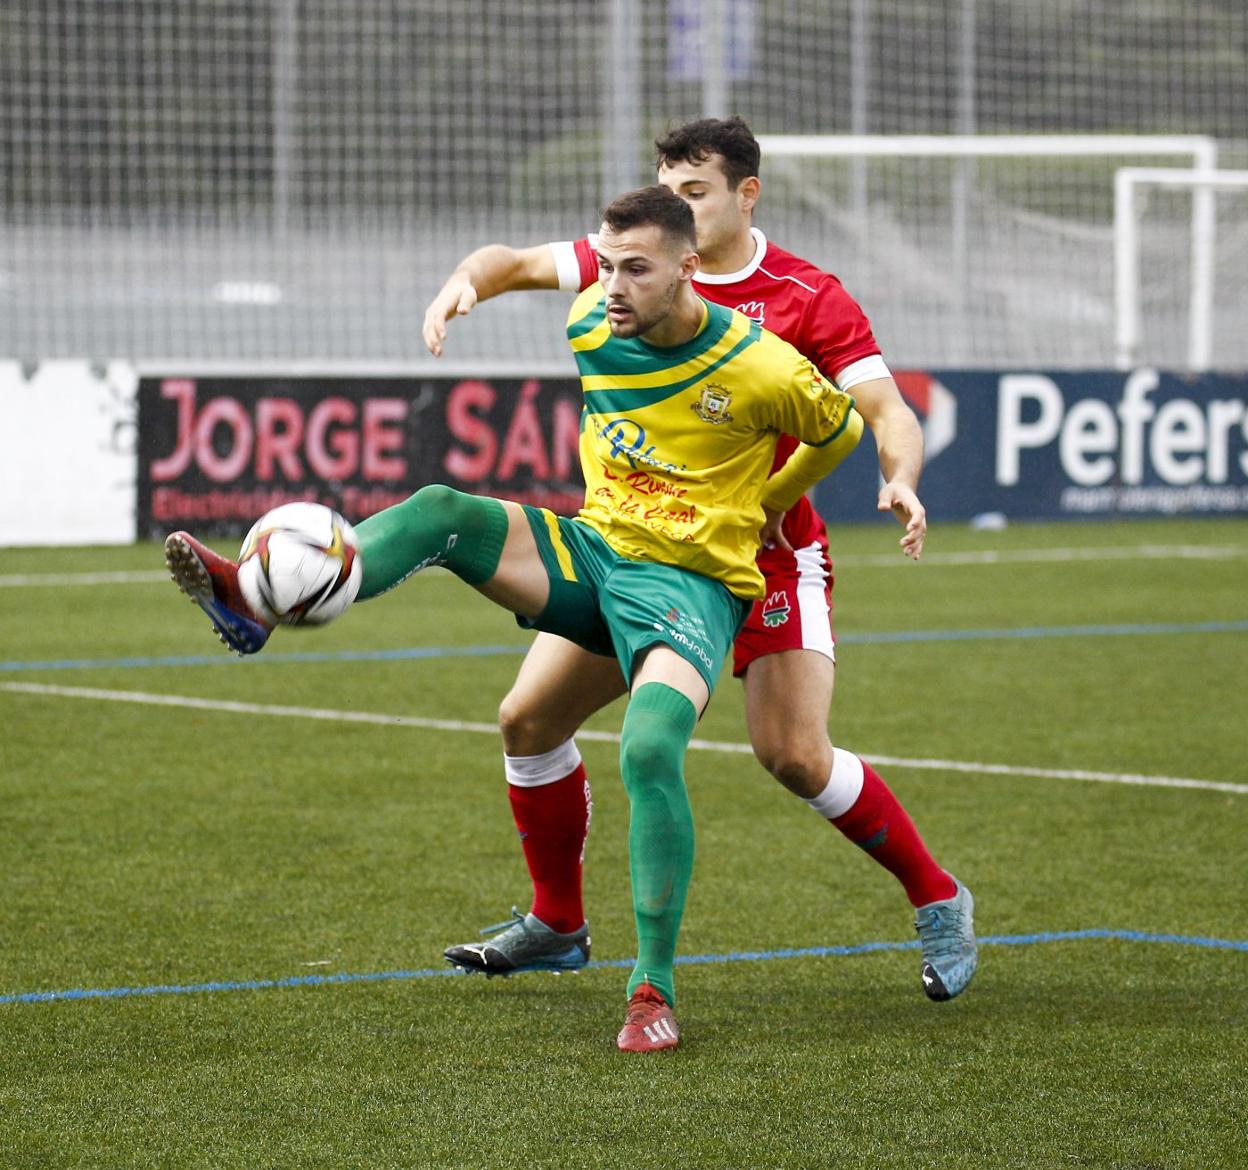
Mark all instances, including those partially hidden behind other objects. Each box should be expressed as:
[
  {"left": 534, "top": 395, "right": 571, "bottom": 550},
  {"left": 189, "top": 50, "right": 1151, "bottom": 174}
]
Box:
[
  {"left": 426, "top": 117, "right": 976, "bottom": 1011},
  {"left": 165, "top": 185, "right": 863, "bottom": 1052},
  {"left": 564, "top": 264, "right": 858, "bottom": 600}
]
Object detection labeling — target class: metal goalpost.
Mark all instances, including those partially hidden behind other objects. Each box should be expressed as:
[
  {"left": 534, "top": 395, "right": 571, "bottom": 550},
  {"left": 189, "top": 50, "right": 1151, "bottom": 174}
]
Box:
[
  {"left": 1114, "top": 168, "right": 1248, "bottom": 372},
  {"left": 756, "top": 134, "right": 1224, "bottom": 370}
]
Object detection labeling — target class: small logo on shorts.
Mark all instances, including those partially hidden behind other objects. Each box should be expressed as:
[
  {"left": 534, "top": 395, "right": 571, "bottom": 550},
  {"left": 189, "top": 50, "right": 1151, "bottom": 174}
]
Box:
[
  {"left": 762, "top": 591, "right": 791, "bottom": 627},
  {"left": 691, "top": 384, "right": 734, "bottom": 425}
]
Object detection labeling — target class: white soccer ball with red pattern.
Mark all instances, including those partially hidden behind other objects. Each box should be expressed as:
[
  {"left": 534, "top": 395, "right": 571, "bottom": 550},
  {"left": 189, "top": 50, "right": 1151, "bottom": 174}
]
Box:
[{"left": 237, "top": 502, "right": 362, "bottom": 626}]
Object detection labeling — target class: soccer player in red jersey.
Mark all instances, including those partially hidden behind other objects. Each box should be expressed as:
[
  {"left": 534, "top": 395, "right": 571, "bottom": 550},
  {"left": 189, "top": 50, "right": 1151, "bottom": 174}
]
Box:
[{"left": 424, "top": 116, "right": 977, "bottom": 1004}]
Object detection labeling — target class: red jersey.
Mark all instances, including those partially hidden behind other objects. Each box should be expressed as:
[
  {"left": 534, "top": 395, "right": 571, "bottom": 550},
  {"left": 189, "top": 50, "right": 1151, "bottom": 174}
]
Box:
[{"left": 554, "top": 228, "right": 889, "bottom": 551}]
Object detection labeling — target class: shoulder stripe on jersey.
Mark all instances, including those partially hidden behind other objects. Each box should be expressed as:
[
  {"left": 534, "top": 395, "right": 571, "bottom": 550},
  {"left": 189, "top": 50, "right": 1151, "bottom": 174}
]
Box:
[
  {"left": 575, "top": 301, "right": 746, "bottom": 386},
  {"left": 757, "top": 265, "right": 818, "bottom": 295},
  {"left": 567, "top": 285, "right": 606, "bottom": 338},
  {"left": 576, "top": 304, "right": 735, "bottom": 381},
  {"left": 579, "top": 324, "right": 762, "bottom": 415}
]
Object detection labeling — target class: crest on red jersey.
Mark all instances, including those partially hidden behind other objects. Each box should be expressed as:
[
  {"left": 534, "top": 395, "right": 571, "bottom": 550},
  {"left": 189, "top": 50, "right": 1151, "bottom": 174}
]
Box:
[{"left": 736, "top": 300, "right": 766, "bottom": 325}]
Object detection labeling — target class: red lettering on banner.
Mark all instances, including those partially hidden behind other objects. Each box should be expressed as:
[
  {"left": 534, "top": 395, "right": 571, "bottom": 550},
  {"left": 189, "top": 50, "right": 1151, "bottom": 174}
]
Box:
[
  {"left": 340, "top": 485, "right": 411, "bottom": 516},
  {"left": 196, "top": 397, "right": 253, "bottom": 482},
  {"left": 498, "top": 380, "right": 550, "bottom": 479},
  {"left": 553, "top": 398, "right": 580, "bottom": 480},
  {"left": 444, "top": 380, "right": 498, "bottom": 481},
  {"left": 255, "top": 398, "right": 305, "bottom": 480},
  {"left": 362, "top": 399, "right": 407, "bottom": 478},
  {"left": 149, "top": 380, "right": 577, "bottom": 502},
  {"left": 150, "top": 379, "right": 198, "bottom": 480},
  {"left": 307, "top": 398, "right": 359, "bottom": 479},
  {"left": 152, "top": 485, "right": 319, "bottom": 522}
]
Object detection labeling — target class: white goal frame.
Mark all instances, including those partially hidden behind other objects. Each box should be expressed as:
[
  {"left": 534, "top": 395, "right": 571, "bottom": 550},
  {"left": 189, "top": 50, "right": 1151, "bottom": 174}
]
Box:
[
  {"left": 1114, "top": 167, "right": 1248, "bottom": 372},
  {"left": 756, "top": 134, "right": 1221, "bottom": 370}
]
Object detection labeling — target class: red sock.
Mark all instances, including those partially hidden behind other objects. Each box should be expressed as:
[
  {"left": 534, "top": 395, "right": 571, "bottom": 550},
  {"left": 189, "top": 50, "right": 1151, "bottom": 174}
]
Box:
[
  {"left": 507, "top": 763, "right": 591, "bottom": 934},
  {"left": 831, "top": 760, "right": 956, "bottom": 907}
]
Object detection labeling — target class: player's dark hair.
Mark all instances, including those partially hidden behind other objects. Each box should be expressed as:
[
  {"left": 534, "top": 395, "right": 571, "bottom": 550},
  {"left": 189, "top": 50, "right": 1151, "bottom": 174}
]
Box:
[
  {"left": 602, "top": 185, "right": 698, "bottom": 252},
  {"left": 654, "top": 115, "right": 760, "bottom": 190}
]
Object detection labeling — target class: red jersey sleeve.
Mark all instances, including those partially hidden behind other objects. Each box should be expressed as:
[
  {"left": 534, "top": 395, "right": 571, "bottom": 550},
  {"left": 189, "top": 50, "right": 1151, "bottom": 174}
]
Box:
[
  {"left": 549, "top": 235, "right": 601, "bottom": 293},
  {"left": 572, "top": 236, "right": 598, "bottom": 292},
  {"left": 799, "top": 275, "right": 881, "bottom": 383}
]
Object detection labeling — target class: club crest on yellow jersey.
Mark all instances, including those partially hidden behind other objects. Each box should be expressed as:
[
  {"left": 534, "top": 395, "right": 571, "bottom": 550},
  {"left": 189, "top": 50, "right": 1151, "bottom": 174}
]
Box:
[{"left": 691, "top": 383, "right": 734, "bottom": 425}]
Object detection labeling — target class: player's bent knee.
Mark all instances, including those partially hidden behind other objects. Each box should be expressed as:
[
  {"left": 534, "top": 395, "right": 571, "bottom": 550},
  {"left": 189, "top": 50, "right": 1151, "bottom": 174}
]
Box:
[
  {"left": 618, "top": 683, "right": 698, "bottom": 799},
  {"left": 400, "top": 484, "right": 508, "bottom": 586},
  {"left": 498, "top": 689, "right": 569, "bottom": 755},
  {"left": 619, "top": 733, "right": 676, "bottom": 789},
  {"left": 404, "top": 483, "right": 469, "bottom": 527},
  {"left": 757, "top": 741, "right": 834, "bottom": 798}
]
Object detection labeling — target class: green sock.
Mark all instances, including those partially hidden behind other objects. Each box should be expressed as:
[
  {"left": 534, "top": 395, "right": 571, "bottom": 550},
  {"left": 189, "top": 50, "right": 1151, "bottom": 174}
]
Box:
[
  {"left": 619, "top": 681, "right": 698, "bottom": 1008},
  {"left": 354, "top": 485, "right": 508, "bottom": 599}
]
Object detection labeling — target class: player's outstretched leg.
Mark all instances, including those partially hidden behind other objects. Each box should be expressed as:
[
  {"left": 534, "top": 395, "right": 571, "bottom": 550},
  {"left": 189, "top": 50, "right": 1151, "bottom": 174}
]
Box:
[
  {"left": 915, "top": 878, "right": 977, "bottom": 1001},
  {"left": 164, "top": 532, "right": 272, "bottom": 655},
  {"left": 443, "top": 908, "right": 590, "bottom": 977},
  {"left": 354, "top": 483, "right": 508, "bottom": 598}
]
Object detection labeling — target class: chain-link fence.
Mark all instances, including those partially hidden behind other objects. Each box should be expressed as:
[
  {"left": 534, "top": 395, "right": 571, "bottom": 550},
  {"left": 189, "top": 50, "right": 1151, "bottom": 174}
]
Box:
[{"left": 3, "top": 1, "right": 1246, "bottom": 368}]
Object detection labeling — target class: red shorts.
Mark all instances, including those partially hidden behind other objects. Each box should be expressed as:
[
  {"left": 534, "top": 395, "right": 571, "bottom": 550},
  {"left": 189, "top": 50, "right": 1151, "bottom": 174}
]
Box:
[{"left": 732, "top": 498, "right": 836, "bottom": 677}]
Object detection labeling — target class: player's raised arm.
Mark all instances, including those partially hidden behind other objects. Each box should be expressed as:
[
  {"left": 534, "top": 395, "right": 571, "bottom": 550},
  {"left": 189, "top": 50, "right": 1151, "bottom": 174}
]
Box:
[
  {"left": 422, "top": 243, "right": 561, "bottom": 356},
  {"left": 849, "top": 376, "right": 928, "bottom": 560}
]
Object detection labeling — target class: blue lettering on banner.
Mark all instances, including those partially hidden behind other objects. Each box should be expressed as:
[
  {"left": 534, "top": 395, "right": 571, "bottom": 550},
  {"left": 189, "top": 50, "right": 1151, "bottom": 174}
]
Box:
[{"left": 815, "top": 369, "right": 1248, "bottom": 521}]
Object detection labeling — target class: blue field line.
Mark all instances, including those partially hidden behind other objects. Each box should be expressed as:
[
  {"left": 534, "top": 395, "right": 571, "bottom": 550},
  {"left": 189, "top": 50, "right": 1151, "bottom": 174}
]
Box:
[
  {"left": 4, "top": 929, "right": 1244, "bottom": 1006},
  {"left": 3, "top": 619, "right": 1246, "bottom": 674}
]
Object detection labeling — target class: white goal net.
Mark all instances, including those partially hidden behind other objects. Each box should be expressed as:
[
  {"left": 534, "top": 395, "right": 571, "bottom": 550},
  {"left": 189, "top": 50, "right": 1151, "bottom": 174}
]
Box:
[{"left": 2, "top": 1, "right": 1246, "bottom": 369}]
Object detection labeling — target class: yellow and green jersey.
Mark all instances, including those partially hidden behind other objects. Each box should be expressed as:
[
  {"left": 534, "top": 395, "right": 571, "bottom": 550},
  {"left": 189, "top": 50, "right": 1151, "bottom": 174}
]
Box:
[{"left": 567, "top": 286, "right": 858, "bottom": 600}]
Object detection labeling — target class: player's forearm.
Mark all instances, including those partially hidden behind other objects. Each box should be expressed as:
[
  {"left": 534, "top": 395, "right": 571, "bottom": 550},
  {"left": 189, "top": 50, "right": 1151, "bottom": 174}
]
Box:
[
  {"left": 872, "top": 407, "right": 924, "bottom": 490},
  {"left": 448, "top": 245, "right": 524, "bottom": 304},
  {"left": 761, "top": 409, "right": 865, "bottom": 513},
  {"left": 854, "top": 380, "right": 925, "bottom": 490},
  {"left": 449, "top": 244, "right": 554, "bottom": 303}
]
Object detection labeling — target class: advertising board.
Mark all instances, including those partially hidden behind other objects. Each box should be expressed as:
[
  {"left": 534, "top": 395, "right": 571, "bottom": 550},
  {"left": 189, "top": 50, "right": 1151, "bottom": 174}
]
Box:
[{"left": 135, "top": 368, "right": 1248, "bottom": 540}]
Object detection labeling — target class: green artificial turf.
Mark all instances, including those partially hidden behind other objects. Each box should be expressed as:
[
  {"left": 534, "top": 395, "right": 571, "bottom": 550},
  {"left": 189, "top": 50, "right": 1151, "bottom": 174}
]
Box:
[{"left": 1, "top": 518, "right": 1245, "bottom": 1168}]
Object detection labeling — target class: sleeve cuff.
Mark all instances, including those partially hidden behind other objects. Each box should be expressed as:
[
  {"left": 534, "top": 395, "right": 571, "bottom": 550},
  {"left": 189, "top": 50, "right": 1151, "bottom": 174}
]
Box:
[
  {"left": 834, "top": 354, "right": 890, "bottom": 390},
  {"left": 549, "top": 241, "right": 583, "bottom": 292}
]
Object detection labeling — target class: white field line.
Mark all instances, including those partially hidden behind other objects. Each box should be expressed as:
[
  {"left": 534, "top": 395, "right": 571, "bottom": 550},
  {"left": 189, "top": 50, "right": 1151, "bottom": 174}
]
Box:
[
  {"left": 4, "top": 680, "right": 1245, "bottom": 796},
  {"left": 0, "top": 570, "right": 174, "bottom": 587},
  {"left": 835, "top": 543, "right": 1248, "bottom": 568},
  {"left": 1, "top": 542, "right": 1245, "bottom": 587}
]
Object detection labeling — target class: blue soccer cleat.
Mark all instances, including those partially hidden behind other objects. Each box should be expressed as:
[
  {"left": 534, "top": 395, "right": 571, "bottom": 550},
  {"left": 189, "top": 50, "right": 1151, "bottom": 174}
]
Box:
[
  {"left": 915, "top": 878, "right": 978, "bottom": 1001},
  {"left": 165, "top": 531, "right": 272, "bottom": 656},
  {"left": 444, "top": 908, "right": 590, "bottom": 977}
]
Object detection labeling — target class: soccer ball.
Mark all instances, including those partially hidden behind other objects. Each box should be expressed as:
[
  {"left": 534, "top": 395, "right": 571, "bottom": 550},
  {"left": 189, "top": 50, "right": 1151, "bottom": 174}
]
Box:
[{"left": 237, "top": 502, "right": 362, "bottom": 627}]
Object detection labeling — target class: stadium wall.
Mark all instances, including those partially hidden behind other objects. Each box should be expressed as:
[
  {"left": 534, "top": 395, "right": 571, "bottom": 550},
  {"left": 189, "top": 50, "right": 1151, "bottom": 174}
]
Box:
[{"left": 2, "top": 362, "right": 1246, "bottom": 548}]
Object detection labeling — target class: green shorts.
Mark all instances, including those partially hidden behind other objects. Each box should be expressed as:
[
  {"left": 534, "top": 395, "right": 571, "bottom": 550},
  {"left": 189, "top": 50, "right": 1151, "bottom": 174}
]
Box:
[{"left": 517, "top": 506, "right": 750, "bottom": 696}]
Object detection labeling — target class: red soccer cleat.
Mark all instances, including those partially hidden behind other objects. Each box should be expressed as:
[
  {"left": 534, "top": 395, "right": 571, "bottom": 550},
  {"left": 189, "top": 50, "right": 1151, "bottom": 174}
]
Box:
[
  {"left": 164, "top": 531, "right": 273, "bottom": 655},
  {"left": 616, "top": 982, "right": 680, "bottom": 1053}
]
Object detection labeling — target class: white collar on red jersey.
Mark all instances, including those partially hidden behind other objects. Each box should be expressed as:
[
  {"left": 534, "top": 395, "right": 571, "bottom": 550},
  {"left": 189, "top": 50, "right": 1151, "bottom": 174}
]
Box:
[{"left": 693, "top": 227, "right": 768, "bottom": 285}]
